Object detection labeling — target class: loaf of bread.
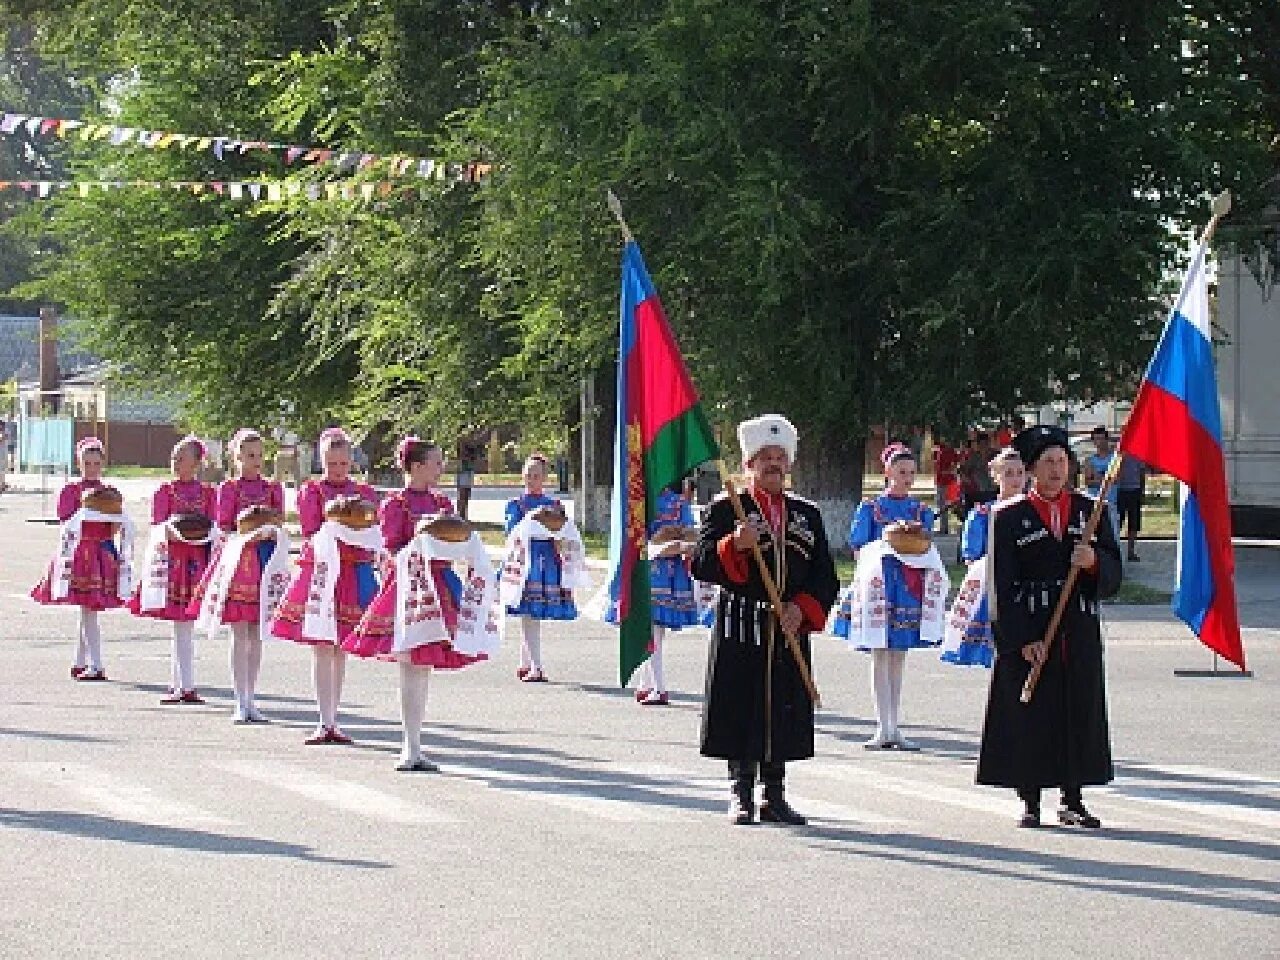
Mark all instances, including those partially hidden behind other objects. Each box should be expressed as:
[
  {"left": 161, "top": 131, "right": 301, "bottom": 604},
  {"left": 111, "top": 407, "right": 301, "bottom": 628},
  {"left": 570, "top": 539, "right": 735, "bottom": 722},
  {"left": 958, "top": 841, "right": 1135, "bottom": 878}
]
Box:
[
  {"left": 82, "top": 487, "right": 124, "bottom": 516},
  {"left": 236, "top": 504, "right": 284, "bottom": 535},
  {"left": 324, "top": 495, "right": 378, "bottom": 530},
  {"left": 415, "top": 512, "right": 473, "bottom": 543}
]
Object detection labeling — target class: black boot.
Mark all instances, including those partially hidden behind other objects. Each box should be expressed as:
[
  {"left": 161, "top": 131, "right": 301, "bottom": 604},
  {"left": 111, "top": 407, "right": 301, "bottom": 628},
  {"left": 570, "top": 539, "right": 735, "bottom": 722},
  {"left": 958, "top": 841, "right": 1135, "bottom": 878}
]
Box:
[
  {"left": 759, "top": 763, "right": 807, "bottom": 826},
  {"left": 1016, "top": 787, "right": 1042, "bottom": 828},
  {"left": 727, "top": 760, "right": 756, "bottom": 825},
  {"left": 1058, "top": 787, "right": 1101, "bottom": 828}
]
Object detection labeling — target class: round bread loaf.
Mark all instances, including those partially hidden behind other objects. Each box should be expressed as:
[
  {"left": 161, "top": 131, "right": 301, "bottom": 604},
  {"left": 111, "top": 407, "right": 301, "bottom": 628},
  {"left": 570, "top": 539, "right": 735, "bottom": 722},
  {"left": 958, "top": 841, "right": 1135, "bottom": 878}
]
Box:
[
  {"left": 884, "top": 520, "right": 931, "bottom": 556},
  {"left": 324, "top": 495, "right": 378, "bottom": 530},
  {"left": 530, "top": 504, "right": 568, "bottom": 532},
  {"left": 651, "top": 524, "right": 697, "bottom": 545},
  {"left": 416, "top": 512, "right": 473, "bottom": 543},
  {"left": 82, "top": 486, "right": 124, "bottom": 516},
  {"left": 236, "top": 504, "right": 284, "bottom": 535},
  {"left": 170, "top": 513, "right": 214, "bottom": 543}
]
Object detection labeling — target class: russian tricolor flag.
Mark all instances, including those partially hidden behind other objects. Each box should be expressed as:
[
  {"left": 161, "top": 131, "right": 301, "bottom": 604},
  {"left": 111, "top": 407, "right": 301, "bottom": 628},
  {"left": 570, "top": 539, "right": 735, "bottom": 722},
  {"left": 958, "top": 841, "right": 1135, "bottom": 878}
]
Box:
[{"left": 1120, "top": 237, "right": 1245, "bottom": 669}]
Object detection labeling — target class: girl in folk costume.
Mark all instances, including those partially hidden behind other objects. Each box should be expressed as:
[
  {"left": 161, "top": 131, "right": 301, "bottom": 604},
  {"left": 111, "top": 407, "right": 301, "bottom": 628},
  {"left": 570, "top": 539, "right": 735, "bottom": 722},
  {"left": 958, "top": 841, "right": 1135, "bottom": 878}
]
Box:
[
  {"left": 624, "top": 479, "right": 702, "bottom": 706},
  {"left": 31, "top": 437, "right": 135, "bottom": 681},
  {"left": 189, "top": 428, "right": 287, "bottom": 723},
  {"left": 833, "top": 442, "right": 947, "bottom": 750},
  {"left": 346, "top": 437, "right": 497, "bottom": 771},
  {"left": 129, "top": 435, "right": 217, "bottom": 703},
  {"left": 941, "top": 448, "right": 1025, "bottom": 669},
  {"left": 503, "top": 454, "right": 579, "bottom": 683},
  {"left": 271, "top": 428, "right": 380, "bottom": 746}
]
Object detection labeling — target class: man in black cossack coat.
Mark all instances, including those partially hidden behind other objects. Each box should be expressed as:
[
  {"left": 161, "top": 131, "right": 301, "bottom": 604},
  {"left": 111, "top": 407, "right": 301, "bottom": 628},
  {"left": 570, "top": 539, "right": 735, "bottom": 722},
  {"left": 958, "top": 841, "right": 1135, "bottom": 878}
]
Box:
[
  {"left": 692, "top": 414, "right": 838, "bottom": 826},
  {"left": 977, "top": 424, "right": 1122, "bottom": 828}
]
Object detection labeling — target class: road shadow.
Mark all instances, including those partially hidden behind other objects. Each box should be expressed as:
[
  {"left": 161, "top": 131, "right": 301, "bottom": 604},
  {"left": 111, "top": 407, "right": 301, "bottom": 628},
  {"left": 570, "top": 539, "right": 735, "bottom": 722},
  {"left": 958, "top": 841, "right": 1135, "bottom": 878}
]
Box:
[
  {"left": 0, "top": 806, "right": 390, "bottom": 869},
  {"left": 0, "top": 725, "right": 119, "bottom": 745},
  {"left": 344, "top": 722, "right": 727, "bottom": 815},
  {"left": 803, "top": 824, "right": 1280, "bottom": 918}
]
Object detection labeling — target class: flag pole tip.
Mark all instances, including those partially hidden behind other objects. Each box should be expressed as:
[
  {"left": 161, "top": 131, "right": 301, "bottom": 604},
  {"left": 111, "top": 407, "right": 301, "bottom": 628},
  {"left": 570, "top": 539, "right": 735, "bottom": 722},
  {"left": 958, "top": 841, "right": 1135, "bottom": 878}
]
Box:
[
  {"left": 605, "top": 188, "right": 634, "bottom": 244},
  {"left": 1211, "top": 190, "right": 1232, "bottom": 218}
]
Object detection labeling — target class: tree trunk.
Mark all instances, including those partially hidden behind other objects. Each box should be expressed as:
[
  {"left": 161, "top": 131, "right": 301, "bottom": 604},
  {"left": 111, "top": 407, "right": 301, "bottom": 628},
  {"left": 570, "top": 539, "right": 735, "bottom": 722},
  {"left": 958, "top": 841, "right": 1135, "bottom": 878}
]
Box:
[
  {"left": 572, "top": 362, "right": 615, "bottom": 534},
  {"left": 791, "top": 425, "right": 866, "bottom": 550}
]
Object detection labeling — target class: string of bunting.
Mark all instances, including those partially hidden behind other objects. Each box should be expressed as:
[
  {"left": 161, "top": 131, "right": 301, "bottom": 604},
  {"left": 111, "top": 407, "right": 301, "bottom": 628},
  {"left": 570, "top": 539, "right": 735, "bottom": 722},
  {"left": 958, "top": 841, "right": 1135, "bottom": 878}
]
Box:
[
  {"left": 0, "top": 178, "right": 465, "bottom": 201},
  {"left": 0, "top": 110, "right": 491, "bottom": 181}
]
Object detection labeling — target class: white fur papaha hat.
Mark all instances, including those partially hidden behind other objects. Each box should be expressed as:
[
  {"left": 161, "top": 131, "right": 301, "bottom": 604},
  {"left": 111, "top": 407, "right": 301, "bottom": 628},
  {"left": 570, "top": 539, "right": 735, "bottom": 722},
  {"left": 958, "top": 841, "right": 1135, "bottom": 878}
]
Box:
[{"left": 738, "top": 414, "right": 797, "bottom": 464}]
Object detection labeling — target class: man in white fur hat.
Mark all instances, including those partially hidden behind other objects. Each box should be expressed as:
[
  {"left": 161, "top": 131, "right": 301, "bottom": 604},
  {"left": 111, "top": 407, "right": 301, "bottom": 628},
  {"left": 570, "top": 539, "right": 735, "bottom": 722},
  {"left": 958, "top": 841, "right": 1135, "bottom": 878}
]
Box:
[{"left": 691, "top": 414, "right": 838, "bottom": 826}]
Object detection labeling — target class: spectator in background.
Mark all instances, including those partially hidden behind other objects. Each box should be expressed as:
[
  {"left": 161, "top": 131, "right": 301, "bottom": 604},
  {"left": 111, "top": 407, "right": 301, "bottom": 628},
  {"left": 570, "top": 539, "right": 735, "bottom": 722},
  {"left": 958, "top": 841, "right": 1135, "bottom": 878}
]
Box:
[
  {"left": 907, "top": 425, "right": 925, "bottom": 464},
  {"left": 960, "top": 431, "right": 997, "bottom": 512},
  {"left": 995, "top": 421, "right": 1013, "bottom": 448},
  {"left": 932, "top": 431, "right": 961, "bottom": 535},
  {"left": 1084, "top": 426, "right": 1120, "bottom": 539},
  {"left": 455, "top": 445, "right": 476, "bottom": 519},
  {"left": 1114, "top": 452, "right": 1146, "bottom": 562}
]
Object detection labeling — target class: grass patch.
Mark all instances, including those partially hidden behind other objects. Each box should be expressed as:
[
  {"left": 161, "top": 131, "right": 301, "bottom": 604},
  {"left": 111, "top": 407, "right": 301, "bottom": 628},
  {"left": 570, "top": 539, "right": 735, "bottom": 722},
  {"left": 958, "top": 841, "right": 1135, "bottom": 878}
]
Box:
[
  {"left": 107, "top": 465, "right": 172, "bottom": 478},
  {"left": 1107, "top": 580, "right": 1172, "bottom": 605}
]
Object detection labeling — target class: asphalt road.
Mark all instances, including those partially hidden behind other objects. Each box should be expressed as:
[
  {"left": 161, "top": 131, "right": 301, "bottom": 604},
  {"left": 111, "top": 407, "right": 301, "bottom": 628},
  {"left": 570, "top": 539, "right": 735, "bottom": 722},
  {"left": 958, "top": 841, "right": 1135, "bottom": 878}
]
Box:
[{"left": 1, "top": 489, "right": 1276, "bottom": 960}]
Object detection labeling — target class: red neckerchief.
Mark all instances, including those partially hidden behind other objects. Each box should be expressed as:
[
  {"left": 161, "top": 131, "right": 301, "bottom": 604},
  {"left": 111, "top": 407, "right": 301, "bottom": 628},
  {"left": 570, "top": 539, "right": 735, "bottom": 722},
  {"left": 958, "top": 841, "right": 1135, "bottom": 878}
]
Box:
[
  {"left": 1029, "top": 487, "right": 1071, "bottom": 540},
  {"left": 750, "top": 485, "right": 786, "bottom": 535}
]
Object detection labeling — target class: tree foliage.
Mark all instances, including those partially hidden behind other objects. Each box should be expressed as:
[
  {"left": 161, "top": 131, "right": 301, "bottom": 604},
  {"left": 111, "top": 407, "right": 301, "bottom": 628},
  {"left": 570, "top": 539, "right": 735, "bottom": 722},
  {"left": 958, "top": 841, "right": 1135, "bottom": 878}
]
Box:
[{"left": 0, "top": 0, "right": 1274, "bottom": 490}]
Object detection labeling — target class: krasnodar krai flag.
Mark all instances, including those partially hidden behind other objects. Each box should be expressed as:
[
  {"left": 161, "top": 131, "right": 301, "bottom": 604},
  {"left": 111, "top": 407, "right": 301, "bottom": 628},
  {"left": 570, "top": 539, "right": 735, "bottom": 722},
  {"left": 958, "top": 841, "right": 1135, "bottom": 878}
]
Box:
[
  {"left": 604, "top": 240, "right": 718, "bottom": 686},
  {"left": 1119, "top": 237, "right": 1244, "bottom": 669}
]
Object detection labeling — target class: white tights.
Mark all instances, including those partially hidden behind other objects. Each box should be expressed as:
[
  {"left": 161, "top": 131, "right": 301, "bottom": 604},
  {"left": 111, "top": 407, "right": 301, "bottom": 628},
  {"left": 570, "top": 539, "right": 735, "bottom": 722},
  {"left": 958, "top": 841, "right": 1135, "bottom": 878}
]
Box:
[
  {"left": 519, "top": 618, "right": 543, "bottom": 672},
  {"left": 398, "top": 662, "right": 431, "bottom": 765},
  {"left": 229, "top": 623, "right": 264, "bottom": 715},
  {"left": 170, "top": 621, "right": 196, "bottom": 692},
  {"left": 75, "top": 610, "right": 103, "bottom": 671},
  {"left": 871, "top": 649, "right": 908, "bottom": 739},
  {"left": 637, "top": 625, "right": 667, "bottom": 692},
  {"left": 312, "top": 644, "right": 347, "bottom": 730}
]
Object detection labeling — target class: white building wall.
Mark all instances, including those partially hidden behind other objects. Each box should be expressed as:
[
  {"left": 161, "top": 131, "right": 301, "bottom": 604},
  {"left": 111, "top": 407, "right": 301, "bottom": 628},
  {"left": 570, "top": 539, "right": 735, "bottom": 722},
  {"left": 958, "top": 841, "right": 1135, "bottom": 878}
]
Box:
[{"left": 1218, "top": 247, "right": 1280, "bottom": 517}]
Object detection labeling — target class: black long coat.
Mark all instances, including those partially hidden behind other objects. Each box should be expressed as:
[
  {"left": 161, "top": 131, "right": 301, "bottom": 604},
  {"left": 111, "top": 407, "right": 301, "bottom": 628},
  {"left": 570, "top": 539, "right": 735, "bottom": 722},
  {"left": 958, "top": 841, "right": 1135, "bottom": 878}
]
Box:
[
  {"left": 692, "top": 492, "right": 838, "bottom": 764},
  {"left": 976, "top": 492, "right": 1122, "bottom": 789}
]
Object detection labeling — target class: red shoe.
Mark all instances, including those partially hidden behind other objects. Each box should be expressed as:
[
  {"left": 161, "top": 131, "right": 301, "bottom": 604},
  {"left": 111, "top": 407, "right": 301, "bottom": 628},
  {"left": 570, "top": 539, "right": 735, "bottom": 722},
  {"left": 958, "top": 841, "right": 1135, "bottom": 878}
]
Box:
[
  {"left": 522, "top": 669, "right": 548, "bottom": 683},
  {"left": 641, "top": 691, "right": 670, "bottom": 706},
  {"left": 634, "top": 688, "right": 652, "bottom": 702},
  {"left": 516, "top": 666, "right": 531, "bottom": 680},
  {"left": 180, "top": 690, "right": 206, "bottom": 705},
  {"left": 304, "top": 726, "right": 332, "bottom": 745},
  {"left": 77, "top": 669, "right": 108, "bottom": 682},
  {"left": 326, "top": 727, "right": 354, "bottom": 745},
  {"left": 70, "top": 666, "right": 86, "bottom": 680}
]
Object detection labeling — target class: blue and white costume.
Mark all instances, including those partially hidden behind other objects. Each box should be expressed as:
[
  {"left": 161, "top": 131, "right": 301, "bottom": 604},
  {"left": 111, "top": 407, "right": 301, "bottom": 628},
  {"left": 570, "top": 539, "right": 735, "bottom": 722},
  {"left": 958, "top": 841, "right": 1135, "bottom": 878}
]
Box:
[
  {"left": 504, "top": 493, "right": 578, "bottom": 621},
  {"left": 648, "top": 489, "right": 701, "bottom": 629},
  {"left": 504, "top": 489, "right": 579, "bottom": 683},
  {"left": 833, "top": 494, "right": 939, "bottom": 650},
  {"left": 833, "top": 440, "right": 945, "bottom": 751},
  {"left": 940, "top": 502, "right": 996, "bottom": 668}
]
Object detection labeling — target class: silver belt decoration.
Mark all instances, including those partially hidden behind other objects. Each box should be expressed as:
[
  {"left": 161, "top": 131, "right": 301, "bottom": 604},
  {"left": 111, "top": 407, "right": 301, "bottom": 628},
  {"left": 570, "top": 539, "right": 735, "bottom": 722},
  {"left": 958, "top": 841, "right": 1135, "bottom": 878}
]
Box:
[
  {"left": 723, "top": 594, "right": 773, "bottom": 647},
  {"left": 1013, "top": 578, "right": 1097, "bottom": 615}
]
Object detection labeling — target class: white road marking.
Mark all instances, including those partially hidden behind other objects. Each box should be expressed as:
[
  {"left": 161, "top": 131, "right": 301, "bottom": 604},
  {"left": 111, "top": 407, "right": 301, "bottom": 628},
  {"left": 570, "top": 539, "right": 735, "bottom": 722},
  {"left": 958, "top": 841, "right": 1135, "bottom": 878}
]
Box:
[
  {"left": 444, "top": 759, "right": 678, "bottom": 822},
  {"left": 219, "top": 759, "right": 458, "bottom": 825},
  {"left": 8, "top": 761, "right": 234, "bottom": 828},
  {"left": 606, "top": 761, "right": 906, "bottom": 826},
  {"left": 1123, "top": 762, "right": 1280, "bottom": 792},
  {"left": 1099, "top": 785, "right": 1280, "bottom": 831}
]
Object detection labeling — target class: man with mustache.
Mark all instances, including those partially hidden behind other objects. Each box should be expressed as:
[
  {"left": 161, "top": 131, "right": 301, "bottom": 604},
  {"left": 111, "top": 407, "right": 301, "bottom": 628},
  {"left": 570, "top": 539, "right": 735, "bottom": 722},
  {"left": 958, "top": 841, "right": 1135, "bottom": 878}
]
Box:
[
  {"left": 977, "top": 424, "right": 1122, "bottom": 828},
  {"left": 692, "top": 415, "right": 839, "bottom": 826}
]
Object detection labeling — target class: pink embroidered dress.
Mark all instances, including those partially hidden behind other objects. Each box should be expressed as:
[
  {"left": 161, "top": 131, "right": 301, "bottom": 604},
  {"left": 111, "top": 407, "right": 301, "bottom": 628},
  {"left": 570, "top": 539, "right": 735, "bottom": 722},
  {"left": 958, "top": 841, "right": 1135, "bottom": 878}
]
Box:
[
  {"left": 31, "top": 480, "right": 126, "bottom": 611},
  {"left": 185, "top": 475, "right": 285, "bottom": 623},
  {"left": 271, "top": 478, "right": 379, "bottom": 645},
  {"left": 128, "top": 479, "right": 216, "bottom": 621},
  {"left": 343, "top": 487, "right": 481, "bottom": 669}
]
